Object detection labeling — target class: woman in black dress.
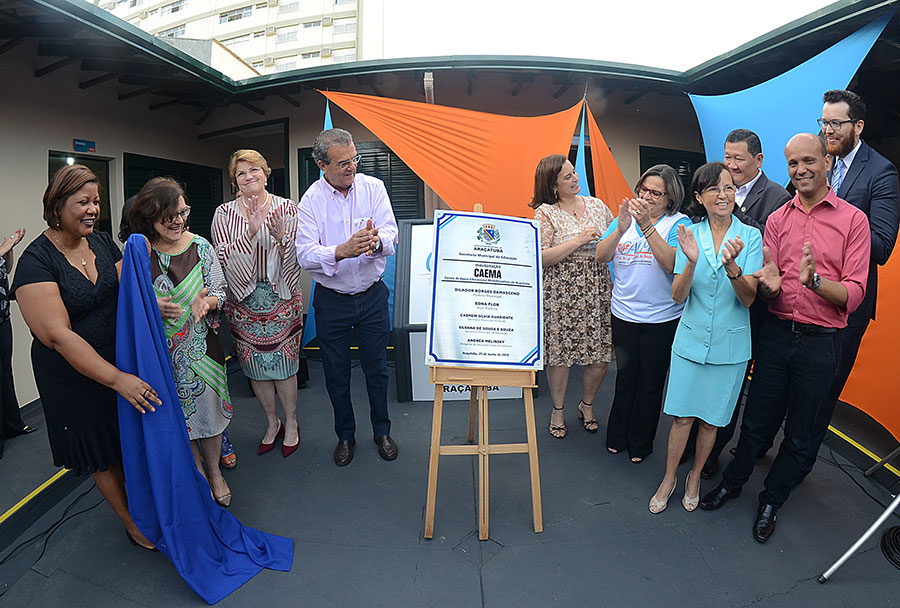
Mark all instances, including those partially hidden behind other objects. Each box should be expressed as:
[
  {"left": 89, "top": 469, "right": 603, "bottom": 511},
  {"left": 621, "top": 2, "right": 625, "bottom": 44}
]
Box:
[{"left": 12, "top": 165, "right": 162, "bottom": 550}]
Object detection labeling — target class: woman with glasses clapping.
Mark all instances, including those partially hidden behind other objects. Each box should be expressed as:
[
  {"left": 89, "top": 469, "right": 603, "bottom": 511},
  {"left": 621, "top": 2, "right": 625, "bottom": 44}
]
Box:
[
  {"left": 595, "top": 165, "right": 691, "bottom": 464},
  {"left": 127, "top": 177, "right": 234, "bottom": 507},
  {"left": 646, "top": 162, "right": 762, "bottom": 514},
  {"left": 212, "top": 150, "right": 303, "bottom": 459}
]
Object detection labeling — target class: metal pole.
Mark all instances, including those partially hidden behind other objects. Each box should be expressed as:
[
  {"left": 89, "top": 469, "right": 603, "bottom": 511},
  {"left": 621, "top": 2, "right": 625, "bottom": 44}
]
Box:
[
  {"left": 864, "top": 445, "right": 900, "bottom": 477},
  {"left": 819, "top": 490, "right": 900, "bottom": 582}
]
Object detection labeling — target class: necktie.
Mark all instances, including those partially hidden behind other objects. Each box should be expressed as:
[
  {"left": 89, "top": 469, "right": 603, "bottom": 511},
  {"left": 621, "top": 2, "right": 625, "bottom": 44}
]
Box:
[{"left": 832, "top": 159, "right": 845, "bottom": 194}]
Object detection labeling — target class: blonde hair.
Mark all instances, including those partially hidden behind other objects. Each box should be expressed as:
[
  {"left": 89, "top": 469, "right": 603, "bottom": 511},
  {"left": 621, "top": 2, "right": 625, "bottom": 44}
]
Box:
[{"left": 228, "top": 149, "right": 271, "bottom": 189}]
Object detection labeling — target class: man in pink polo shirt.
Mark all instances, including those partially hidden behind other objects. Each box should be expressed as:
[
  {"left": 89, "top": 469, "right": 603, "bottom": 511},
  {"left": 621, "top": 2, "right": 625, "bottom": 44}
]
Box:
[{"left": 699, "top": 133, "right": 870, "bottom": 544}]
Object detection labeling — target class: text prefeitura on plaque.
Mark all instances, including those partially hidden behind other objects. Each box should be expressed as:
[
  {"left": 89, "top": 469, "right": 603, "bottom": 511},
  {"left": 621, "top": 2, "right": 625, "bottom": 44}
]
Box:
[{"left": 426, "top": 210, "right": 543, "bottom": 370}]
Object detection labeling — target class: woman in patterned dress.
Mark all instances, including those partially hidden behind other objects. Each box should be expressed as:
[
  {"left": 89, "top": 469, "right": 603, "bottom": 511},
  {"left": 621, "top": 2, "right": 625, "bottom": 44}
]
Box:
[
  {"left": 212, "top": 150, "right": 303, "bottom": 458},
  {"left": 530, "top": 154, "right": 614, "bottom": 438},
  {"left": 129, "top": 177, "right": 233, "bottom": 506}
]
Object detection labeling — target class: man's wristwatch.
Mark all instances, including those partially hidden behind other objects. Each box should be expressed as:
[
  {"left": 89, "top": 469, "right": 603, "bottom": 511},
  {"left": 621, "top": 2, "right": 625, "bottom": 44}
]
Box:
[
  {"left": 727, "top": 267, "right": 742, "bottom": 280},
  {"left": 371, "top": 238, "right": 382, "bottom": 253},
  {"left": 278, "top": 234, "right": 291, "bottom": 248},
  {"left": 806, "top": 272, "right": 821, "bottom": 290}
]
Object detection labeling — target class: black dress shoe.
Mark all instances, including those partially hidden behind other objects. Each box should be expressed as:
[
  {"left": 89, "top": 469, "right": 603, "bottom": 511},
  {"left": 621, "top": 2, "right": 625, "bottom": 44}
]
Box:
[
  {"left": 374, "top": 435, "right": 398, "bottom": 461},
  {"left": 699, "top": 483, "right": 742, "bottom": 511},
  {"left": 701, "top": 456, "right": 718, "bottom": 480},
  {"left": 753, "top": 503, "right": 777, "bottom": 543},
  {"left": 8, "top": 425, "right": 37, "bottom": 438},
  {"left": 729, "top": 446, "right": 768, "bottom": 459},
  {"left": 334, "top": 439, "right": 355, "bottom": 466}
]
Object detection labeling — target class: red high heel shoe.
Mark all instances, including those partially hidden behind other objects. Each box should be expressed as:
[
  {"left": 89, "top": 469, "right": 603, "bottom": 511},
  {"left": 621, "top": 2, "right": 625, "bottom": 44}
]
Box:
[
  {"left": 282, "top": 425, "right": 300, "bottom": 457},
  {"left": 258, "top": 421, "right": 284, "bottom": 455}
]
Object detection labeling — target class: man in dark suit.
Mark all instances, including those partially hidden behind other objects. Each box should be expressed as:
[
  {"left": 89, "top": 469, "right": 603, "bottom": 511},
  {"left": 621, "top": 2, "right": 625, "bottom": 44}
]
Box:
[
  {"left": 799, "top": 90, "right": 900, "bottom": 478},
  {"left": 694, "top": 129, "right": 792, "bottom": 478}
]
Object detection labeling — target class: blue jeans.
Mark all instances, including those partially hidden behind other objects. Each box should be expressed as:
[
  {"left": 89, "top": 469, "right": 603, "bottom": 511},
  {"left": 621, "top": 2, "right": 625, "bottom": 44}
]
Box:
[
  {"left": 313, "top": 281, "right": 391, "bottom": 441},
  {"left": 721, "top": 317, "right": 842, "bottom": 508}
]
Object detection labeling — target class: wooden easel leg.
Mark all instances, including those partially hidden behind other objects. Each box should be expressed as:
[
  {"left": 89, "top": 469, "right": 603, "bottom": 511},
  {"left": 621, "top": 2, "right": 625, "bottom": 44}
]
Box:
[
  {"left": 467, "top": 386, "right": 477, "bottom": 443},
  {"left": 424, "top": 383, "right": 445, "bottom": 539},
  {"left": 523, "top": 387, "right": 543, "bottom": 533},
  {"left": 478, "top": 386, "right": 490, "bottom": 540}
]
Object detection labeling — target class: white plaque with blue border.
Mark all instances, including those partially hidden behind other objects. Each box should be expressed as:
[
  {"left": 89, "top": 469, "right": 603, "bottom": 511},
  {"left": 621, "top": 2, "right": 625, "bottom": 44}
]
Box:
[{"left": 426, "top": 210, "right": 543, "bottom": 370}]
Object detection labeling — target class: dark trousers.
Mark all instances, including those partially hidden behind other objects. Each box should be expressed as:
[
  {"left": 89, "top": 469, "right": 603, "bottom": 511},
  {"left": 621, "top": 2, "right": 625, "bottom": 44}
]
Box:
[
  {"left": 606, "top": 315, "right": 678, "bottom": 459},
  {"left": 0, "top": 321, "right": 24, "bottom": 455},
  {"left": 313, "top": 281, "right": 391, "bottom": 441},
  {"left": 721, "top": 318, "right": 841, "bottom": 508},
  {"left": 799, "top": 319, "right": 868, "bottom": 478}
]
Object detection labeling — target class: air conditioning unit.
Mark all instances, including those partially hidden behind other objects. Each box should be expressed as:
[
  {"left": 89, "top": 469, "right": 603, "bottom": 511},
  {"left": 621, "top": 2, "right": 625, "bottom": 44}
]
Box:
[
  {"left": 139, "top": 10, "right": 148, "bottom": 18},
  {"left": 267, "top": 0, "right": 278, "bottom": 5},
  {"left": 320, "top": 47, "right": 333, "bottom": 57},
  {"left": 265, "top": 25, "right": 276, "bottom": 35},
  {"left": 264, "top": 56, "right": 275, "bottom": 65},
  {"left": 322, "top": 16, "right": 333, "bottom": 26}
]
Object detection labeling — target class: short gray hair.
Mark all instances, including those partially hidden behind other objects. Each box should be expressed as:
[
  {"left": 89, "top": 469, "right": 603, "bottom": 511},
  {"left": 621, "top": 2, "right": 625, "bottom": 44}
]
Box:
[{"left": 313, "top": 128, "right": 354, "bottom": 164}]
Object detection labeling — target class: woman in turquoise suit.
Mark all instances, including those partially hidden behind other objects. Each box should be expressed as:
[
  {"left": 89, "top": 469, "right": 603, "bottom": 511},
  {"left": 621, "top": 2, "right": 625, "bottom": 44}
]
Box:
[{"left": 648, "top": 162, "right": 762, "bottom": 514}]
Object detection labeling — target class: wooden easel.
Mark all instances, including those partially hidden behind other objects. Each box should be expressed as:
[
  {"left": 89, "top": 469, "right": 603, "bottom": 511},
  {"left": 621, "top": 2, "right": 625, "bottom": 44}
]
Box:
[{"left": 423, "top": 365, "right": 543, "bottom": 540}]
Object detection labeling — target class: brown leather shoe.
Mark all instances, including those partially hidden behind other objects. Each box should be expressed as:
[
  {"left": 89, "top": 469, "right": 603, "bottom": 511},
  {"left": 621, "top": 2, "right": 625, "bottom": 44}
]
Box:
[
  {"left": 334, "top": 439, "right": 355, "bottom": 466},
  {"left": 374, "top": 435, "right": 398, "bottom": 461}
]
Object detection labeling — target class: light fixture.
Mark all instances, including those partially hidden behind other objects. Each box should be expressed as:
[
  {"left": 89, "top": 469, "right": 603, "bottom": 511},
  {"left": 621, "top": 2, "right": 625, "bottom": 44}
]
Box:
[{"left": 66, "top": 157, "right": 75, "bottom": 165}]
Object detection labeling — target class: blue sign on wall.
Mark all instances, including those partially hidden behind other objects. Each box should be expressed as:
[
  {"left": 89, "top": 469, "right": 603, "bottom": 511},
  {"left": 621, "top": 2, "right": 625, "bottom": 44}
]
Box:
[{"left": 73, "top": 139, "right": 96, "bottom": 153}]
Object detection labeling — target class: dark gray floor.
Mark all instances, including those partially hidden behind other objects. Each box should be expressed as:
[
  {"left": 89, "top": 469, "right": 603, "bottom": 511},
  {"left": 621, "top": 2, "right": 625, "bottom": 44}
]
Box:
[{"left": 1, "top": 358, "right": 899, "bottom": 607}]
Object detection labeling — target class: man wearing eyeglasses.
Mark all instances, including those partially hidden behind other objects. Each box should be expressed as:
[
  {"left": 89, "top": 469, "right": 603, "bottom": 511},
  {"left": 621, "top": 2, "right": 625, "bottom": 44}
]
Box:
[
  {"left": 700, "top": 133, "right": 870, "bottom": 543},
  {"left": 296, "top": 128, "right": 399, "bottom": 467},
  {"left": 799, "top": 90, "right": 899, "bottom": 480}
]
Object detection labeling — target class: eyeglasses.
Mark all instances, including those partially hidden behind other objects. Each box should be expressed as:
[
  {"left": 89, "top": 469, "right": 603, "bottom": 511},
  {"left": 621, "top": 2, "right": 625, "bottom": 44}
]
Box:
[
  {"left": 333, "top": 154, "right": 361, "bottom": 169},
  {"left": 817, "top": 118, "right": 856, "bottom": 133},
  {"left": 235, "top": 166, "right": 264, "bottom": 180},
  {"left": 703, "top": 185, "right": 736, "bottom": 196},
  {"left": 164, "top": 206, "right": 191, "bottom": 223},
  {"left": 637, "top": 185, "right": 666, "bottom": 201}
]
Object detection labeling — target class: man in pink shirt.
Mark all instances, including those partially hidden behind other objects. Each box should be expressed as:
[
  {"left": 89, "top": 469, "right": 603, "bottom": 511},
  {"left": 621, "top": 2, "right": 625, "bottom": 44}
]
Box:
[
  {"left": 296, "top": 128, "right": 399, "bottom": 467},
  {"left": 699, "top": 133, "right": 870, "bottom": 543}
]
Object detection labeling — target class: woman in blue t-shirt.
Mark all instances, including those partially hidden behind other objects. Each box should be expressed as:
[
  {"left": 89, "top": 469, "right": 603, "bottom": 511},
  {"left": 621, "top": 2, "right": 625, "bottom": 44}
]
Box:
[{"left": 596, "top": 165, "right": 690, "bottom": 464}]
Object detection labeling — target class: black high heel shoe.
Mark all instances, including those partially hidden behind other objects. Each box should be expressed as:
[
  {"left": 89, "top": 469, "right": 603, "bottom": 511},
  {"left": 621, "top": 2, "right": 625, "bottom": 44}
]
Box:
[{"left": 125, "top": 529, "right": 159, "bottom": 552}]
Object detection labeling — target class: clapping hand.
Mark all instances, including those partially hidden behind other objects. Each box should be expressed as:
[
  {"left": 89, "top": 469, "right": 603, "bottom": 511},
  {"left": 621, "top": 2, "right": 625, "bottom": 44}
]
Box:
[
  {"left": 721, "top": 236, "right": 744, "bottom": 268},
  {"left": 630, "top": 198, "right": 652, "bottom": 230},
  {"left": 617, "top": 200, "right": 633, "bottom": 234},
  {"left": 0, "top": 228, "right": 25, "bottom": 257},
  {"left": 267, "top": 210, "right": 286, "bottom": 244},
  {"left": 156, "top": 295, "right": 181, "bottom": 319},
  {"left": 365, "top": 219, "right": 382, "bottom": 256},
  {"left": 191, "top": 288, "right": 210, "bottom": 322},
  {"left": 676, "top": 223, "right": 699, "bottom": 263},
  {"left": 799, "top": 241, "right": 817, "bottom": 287},
  {"left": 753, "top": 246, "right": 782, "bottom": 297},
  {"left": 244, "top": 194, "right": 267, "bottom": 236}
]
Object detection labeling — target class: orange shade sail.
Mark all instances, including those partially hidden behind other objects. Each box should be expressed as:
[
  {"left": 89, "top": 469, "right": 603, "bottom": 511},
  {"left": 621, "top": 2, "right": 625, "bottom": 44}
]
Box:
[
  {"left": 322, "top": 90, "right": 582, "bottom": 217},
  {"left": 586, "top": 106, "right": 634, "bottom": 215}
]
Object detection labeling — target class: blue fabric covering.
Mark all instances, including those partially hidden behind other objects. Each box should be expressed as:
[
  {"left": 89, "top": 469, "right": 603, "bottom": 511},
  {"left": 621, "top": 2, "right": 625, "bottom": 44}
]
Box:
[
  {"left": 689, "top": 13, "right": 891, "bottom": 189},
  {"left": 116, "top": 234, "right": 293, "bottom": 605},
  {"left": 575, "top": 105, "right": 590, "bottom": 196}
]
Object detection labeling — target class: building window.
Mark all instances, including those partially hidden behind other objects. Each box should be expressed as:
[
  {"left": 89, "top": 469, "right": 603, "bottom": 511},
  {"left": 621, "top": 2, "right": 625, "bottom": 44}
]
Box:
[
  {"left": 219, "top": 5, "right": 253, "bottom": 23},
  {"left": 302, "top": 20, "right": 321, "bottom": 28},
  {"left": 332, "top": 48, "right": 356, "bottom": 63},
  {"left": 253, "top": 30, "right": 265, "bottom": 37},
  {"left": 301, "top": 51, "right": 320, "bottom": 59},
  {"left": 129, "top": 0, "right": 143, "bottom": 8},
  {"left": 333, "top": 18, "right": 356, "bottom": 34},
  {"left": 277, "top": 28, "right": 297, "bottom": 44},
  {"left": 149, "top": 8, "right": 158, "bottom": 15},
  {"left": 160, "top": 0, "right": 186, "bottom": 16},
  {"left": 158, "top": 24, "right": 185, "bottom": 37},
  {"left": 256, "top": 2, "right": 267, "bottom": 8},
  {"left": 222, "top": 33, "right": 251, "bottom": 47},
  {"left": 278, "top": 2, "right": 298, "bottom": 13},
  {"left": 251, "top": 61, "right": 264, "bottom": 67},
  {"left": 275, "top": 56, "right": 297, "bottom": 71},
  {"left": 334, "top": 0, "right": 354, "bottom": 4}
]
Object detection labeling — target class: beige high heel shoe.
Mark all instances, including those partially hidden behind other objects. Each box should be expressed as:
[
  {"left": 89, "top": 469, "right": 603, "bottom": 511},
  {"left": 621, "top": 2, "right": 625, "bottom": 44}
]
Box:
[
  {"left": 649, "top": 480, "right": 676, "bottom": 514},
  {"left": 682, "top": 471, "right": 700, "bottom": 512}
]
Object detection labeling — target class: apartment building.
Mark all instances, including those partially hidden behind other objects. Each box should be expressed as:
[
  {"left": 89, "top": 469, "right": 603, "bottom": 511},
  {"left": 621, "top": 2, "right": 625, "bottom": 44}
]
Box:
[{"left": 100, "top": 0, "right": 360, "bottom": 74}]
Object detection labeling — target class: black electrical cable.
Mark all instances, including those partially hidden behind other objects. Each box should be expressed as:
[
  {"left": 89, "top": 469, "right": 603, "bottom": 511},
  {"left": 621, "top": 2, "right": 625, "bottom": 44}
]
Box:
[
  {"left": 0, "top": 483, "right": 103, "bottom": 572},
  {"left": 817, "top": 447, "right": 896, "bottom": 514},
  {"left": 881, "top": 526, "right": 900, "bottom": 571}
]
